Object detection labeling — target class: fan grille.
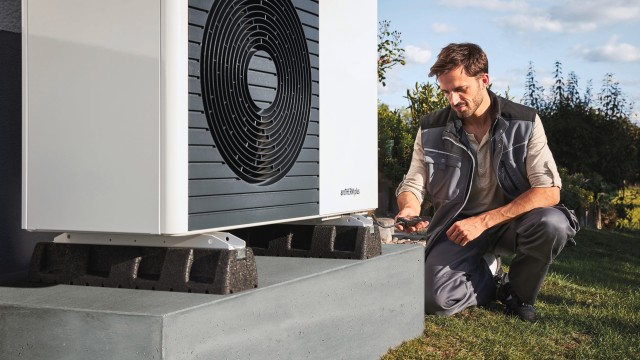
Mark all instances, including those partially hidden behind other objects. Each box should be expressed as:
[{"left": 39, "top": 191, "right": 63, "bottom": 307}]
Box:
[{"left": 200, "top": 0, "right": 312, "bottom": 185}]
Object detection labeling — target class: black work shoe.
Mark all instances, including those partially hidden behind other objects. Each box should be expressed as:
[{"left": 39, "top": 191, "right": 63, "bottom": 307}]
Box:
[
  {"left": 497, "top": 281, "right": 537, "bottom": 322},
  {"left": 505, "top": 302, "right": 537, "bottom": 323}
]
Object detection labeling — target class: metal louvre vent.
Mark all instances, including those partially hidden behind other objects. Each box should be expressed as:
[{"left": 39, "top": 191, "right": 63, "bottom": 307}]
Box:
[
  {"left": 200, "top": 0, "right": 312, "bottom": 185},
  {"left": 188, "top": 0, "right": 319, "bottom": 231}
]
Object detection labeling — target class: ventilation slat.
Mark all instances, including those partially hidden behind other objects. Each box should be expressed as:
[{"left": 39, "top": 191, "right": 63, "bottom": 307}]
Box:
[
  {"left": 292, "top": 0, "right": 319, "bottom": 15},
  {"left": 248, "top": 85, "right": 277, "bottom": 103},
  {"left": 189, "top": 94, "right": 204, "bottom": 112},
  {"left": 189, "top": 78, "right": 201, "bottom": 95},
  {"left": 189, "top": 0, "right": 214, "bottom": 12},
  {"left": 189, "top": 203, "right": 318, "bottom": 230},
  {"left": 189, "top": 42, "right": 200, "bottom": 60},
  {"left": 189, "top": 128, "right": 214, "bottom": 145},
  {"left": 302, "top": 25, "right": 318, "bottom": 41},
  {"left": 247, "top": 56, "right": 277, "bottom": 74},
  {"left": 310, "top": 109, "right": 318, "bottom": 122},
  {"left": 188, "top": 8, "right": 208, "bottom": 27},
  {"left": 189, "top": 176, "right": 320, "bottom": 197},
  {"left": 307, "top": 122, "right": 319, "bottom": 135},
  {"left": 307, "top": 40, "right": 319, "bottom": 56},
  {"left": 309, "top": 54, "right": 319, "bottom": 69},
  {"left": 190, "top": 163, "right": 236, "bottom": 179},
  {"left": 190, "top": 162, "right": 318, "bottom": 180},
  {"left": 302, "top": 135, "right": 319, "bottom": 149},
  {"left": 188, "top": 60, "right": 200, "bottom": 77},
  {"left": 188, "top": 26, "right": 204, "bottom": 44},
  {"left": 189, "top": 112, "right": 208, "bottom": 129},
  {"left": 189, "top": 149, "right": 319, "bottom": 171},
  {"left": 246, "top": 70, "right": 277, "bottom": 87},
  {"left": 190, "top": 146, "right": 223, "bottom": 163},
  {"left": 296, "top": 11, "right": 319, "bottom": 29},
  {"left": 189, "top": 190, "right": 319, "bottom": 213}
]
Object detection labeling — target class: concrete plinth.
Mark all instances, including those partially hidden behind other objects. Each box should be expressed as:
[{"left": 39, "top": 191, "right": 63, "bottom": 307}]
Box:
[{"left": 0, "top": 244, "right": 424, "bottom": 360}]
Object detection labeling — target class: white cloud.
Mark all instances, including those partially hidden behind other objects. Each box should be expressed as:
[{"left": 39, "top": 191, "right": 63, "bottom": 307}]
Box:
[
  {"left": 551, "top": 0, "right": 640, "bottom": 24},
  {"left": 432, "top": 22, "right": 455, "bottom": 33},
  {"left": 498, "top": 13, "right": 564, "bottom": 33},
  {"left": 574, "top": 36, "right": 640, "bottom": 62},
  {"left": 405, "top": 45, "right": 432, "bottom": 64},
  {"left": 436, "top": 0, "right": 529, "bottom": 12},
  {"left": 440, "top": 0, "right": 640, "bottom": 34},
  {"left": 496, "top": 12, "right": 597, "bottom": 33}
]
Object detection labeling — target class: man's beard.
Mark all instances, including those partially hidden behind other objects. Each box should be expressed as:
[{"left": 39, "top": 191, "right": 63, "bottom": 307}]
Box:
[{"left": 453, "top": 90, "right": 484, "bottom": 119}]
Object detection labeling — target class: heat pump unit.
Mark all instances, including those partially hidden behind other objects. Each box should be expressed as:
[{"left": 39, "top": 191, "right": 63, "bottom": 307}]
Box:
[{"left": 22, "top": 0, "right": 377, "bottom": 235}]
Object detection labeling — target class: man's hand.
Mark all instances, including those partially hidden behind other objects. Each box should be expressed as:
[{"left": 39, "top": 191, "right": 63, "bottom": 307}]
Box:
[
  {"left": 445, "top": 216, "right": 487, "bottom": 246},
  {"left": 395, "top": 192, "right": 429, "bottom": 233},
  {"left": 395, "top": 213, "right": 430, "bottom": 233}
]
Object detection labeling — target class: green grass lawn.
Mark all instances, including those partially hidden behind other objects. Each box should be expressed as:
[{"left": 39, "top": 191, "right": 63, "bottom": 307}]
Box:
[{"left": 382, "top": 228, "right": 640, "bottom": 359}]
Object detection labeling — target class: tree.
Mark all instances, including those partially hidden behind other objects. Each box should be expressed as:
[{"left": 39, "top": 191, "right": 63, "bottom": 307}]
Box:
[
  {"left": 565, "top": 71, "right": 581, "bottom": 108},
  {"left": 583, "top": 79, "right": 594, "bottom": 108},
  {"left": 377, "top": 20, "right": 405, "bottom": 87},
  {"left": 550, "top": 60, "right": 565, "bottom": 110},
  {"left": 522, "top": 62, "right": 545, "bottom": 111},
  {"left": 598, "top": 73, "right": 631, "bottom": 120},
  {"left": 404, "top": 82, "right": 448, "bottom": 122},
  {"left": 377, "top": 103, "right": 414, "bottom": 186}
]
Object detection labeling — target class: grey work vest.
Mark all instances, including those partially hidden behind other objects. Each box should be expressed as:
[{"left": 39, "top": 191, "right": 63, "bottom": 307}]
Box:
[{"left": 420, "top": 91, "right": 536, "bottom": 249}]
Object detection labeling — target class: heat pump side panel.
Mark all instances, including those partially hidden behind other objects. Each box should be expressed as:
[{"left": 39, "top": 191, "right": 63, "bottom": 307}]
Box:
[
  {"left": 23, "top": 0, "right": 163, "bottom": 234},
  {"left": 318, "top": 0, "right": 378, "bottom": 216},
  {"left": 160, "top": 0, "right": 190, "bottom": 235},
  {"left": 187, "top": 0, "right": 320, "bottom": 232}
]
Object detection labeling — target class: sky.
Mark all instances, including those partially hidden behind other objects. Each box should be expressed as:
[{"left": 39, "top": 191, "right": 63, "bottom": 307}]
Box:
[{"left": 377, "top": 0, "right": 640, "bottom": 123}]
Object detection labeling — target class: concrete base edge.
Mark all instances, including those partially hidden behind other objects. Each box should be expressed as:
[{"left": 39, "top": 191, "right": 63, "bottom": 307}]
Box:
[{"left": 0, "top": 244, "right": 424, "bottom": 360}]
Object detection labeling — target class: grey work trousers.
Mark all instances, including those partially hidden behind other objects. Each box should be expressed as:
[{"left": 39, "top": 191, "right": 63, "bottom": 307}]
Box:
[{"left": 424, "top": 206, "right": 578, "bottom": 316}]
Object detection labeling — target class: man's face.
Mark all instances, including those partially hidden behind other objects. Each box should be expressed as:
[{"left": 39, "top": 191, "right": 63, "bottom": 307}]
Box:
[{"left": 437, "top": 66, "right": 489, "bottom": 119}]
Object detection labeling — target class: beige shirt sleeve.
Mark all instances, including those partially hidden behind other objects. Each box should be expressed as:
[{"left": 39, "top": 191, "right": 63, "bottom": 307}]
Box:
[
  {"left": 395, "top": 130, "right": 427, "bottom": 204},
  {"left": 526, "top": 115, "right": 562, "bottom": 188}
]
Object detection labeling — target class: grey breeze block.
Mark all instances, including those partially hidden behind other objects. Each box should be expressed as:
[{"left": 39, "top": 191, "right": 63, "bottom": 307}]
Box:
[
  {"left": 27, "top": 243, "right": 258, "bottom": 295},
  {"left": 232, "top": 223, "right": 382, "bottom": 259}
]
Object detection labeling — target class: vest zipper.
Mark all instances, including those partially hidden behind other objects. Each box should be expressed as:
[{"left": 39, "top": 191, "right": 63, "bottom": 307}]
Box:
[
  {"left": 492, "top": 118, "right": 506, "bottom": 194},
  {"left": 433, "top": 133, "right": 475, "bottom": 241}
]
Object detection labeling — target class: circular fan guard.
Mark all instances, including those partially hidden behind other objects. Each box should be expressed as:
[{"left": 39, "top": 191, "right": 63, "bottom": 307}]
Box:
[{"left": 200, "top": 0, "right": 312, "bottom": 185}]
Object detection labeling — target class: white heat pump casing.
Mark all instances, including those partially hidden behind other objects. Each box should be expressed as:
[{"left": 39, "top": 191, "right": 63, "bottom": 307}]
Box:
[{"left": 22, "top": 0, "right": 377, "bottom": 235}]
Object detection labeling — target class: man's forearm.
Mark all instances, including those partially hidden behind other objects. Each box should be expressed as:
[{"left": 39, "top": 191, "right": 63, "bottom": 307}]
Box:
[
  {"left": 446, "top": 186, "right": 560, "bottom": 246},
  {"left": 396, "top": 191, "right": 422, "bottom": 215},
  {"left": 478, "top": 186, "right": 560, "bottom": 229}
]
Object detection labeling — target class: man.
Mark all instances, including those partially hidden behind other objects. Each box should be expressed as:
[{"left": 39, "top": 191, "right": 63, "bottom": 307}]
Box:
[{"left": 395, "top": 43, "right": 578, "bottom": 322}]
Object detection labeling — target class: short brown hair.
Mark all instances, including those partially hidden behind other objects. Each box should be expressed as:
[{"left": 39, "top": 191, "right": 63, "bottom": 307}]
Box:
[{"left": 428, "top": 43, "right": 488, "bottom": 78}]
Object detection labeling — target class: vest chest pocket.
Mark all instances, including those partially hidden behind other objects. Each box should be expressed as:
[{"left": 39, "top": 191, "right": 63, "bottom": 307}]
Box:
[{"left": 424, "top": 149, "right": 463, "bottom": 200}]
